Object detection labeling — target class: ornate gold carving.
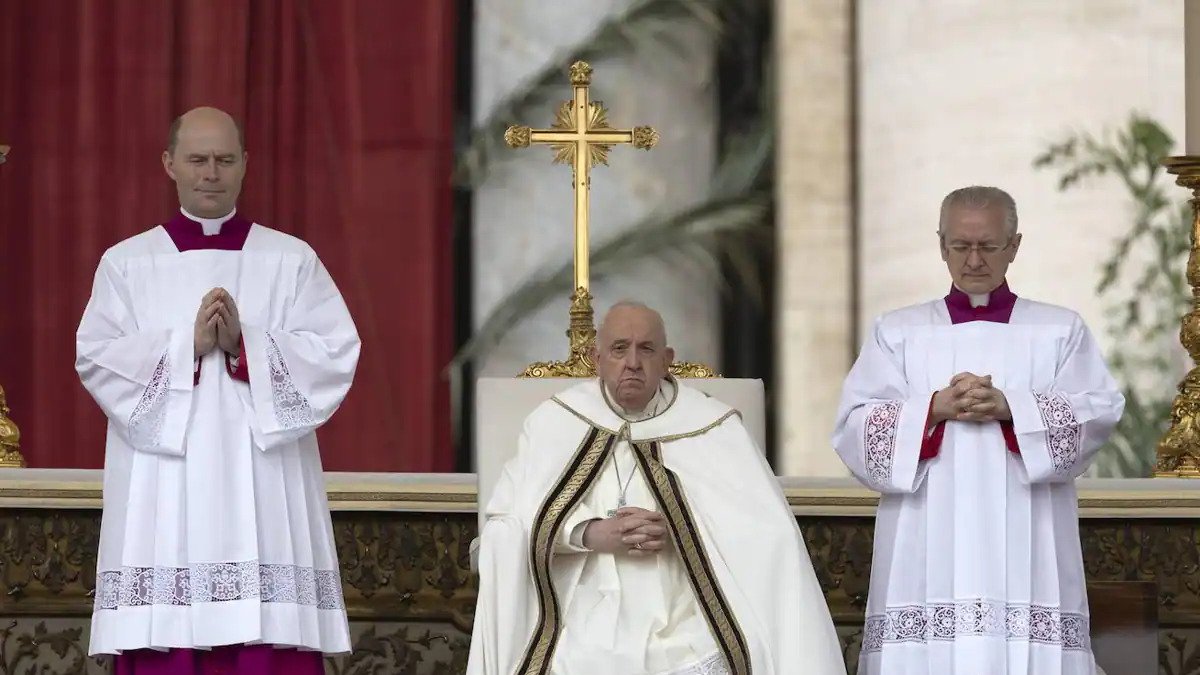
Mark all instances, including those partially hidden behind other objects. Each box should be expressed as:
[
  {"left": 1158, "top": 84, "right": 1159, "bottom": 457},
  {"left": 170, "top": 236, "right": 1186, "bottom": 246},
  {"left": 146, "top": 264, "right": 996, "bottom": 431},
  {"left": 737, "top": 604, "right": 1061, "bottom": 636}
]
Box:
[
  {"left": 632, "top": 125, "right": 660, "bottom": 150},
  {"left": 568, "top": 60, "right": 592, "bottom": 86},
  {"left": 504, "top": 125, "right": 531, "bottom": 149},
  {"left": 6, "top": 503, "right": 1200, "bottom": 673},
  {"left": 520, "top": 287, "right": 598, "bottom": 378},
  {"left": 0, "top": 386, "right": 24, "bottom": 468},
  {"left": 669, "top": 361, "right": 720, "bottom": 378},
  {"left": 327, "top": 624, "right": 470, "bottom": 675},
  {"left": 1157, "top": 157, "right": 1200, "bottom": 477},
  {"left": 0, "top": 144, "right": 19, "bottom": 469},
  {"left": 333, "top": 513, "right": 478, "bottom": 631},
  {"left": 547, "top": 100, "right": 627, "bottom": 170},
  {"left": 0, "top": 620, "right": 91, "bottom": 674}
]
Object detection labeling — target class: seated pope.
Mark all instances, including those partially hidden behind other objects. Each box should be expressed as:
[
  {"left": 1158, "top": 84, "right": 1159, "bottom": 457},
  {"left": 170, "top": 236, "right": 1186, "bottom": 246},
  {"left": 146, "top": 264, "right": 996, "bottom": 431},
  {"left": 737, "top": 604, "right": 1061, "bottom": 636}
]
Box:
[{"left": 467, "top": 301, "right": 845, "bottom": 675}]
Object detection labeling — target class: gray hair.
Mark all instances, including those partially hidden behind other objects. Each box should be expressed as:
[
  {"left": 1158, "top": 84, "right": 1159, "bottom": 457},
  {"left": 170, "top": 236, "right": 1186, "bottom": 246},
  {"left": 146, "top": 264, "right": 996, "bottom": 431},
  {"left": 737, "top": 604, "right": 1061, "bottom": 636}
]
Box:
[
  {"left": 598, "top": 300, "right": 668, "bottom": 345},
  {"left": 938, "top": 186, "right": 1019, "bottom": 236}
]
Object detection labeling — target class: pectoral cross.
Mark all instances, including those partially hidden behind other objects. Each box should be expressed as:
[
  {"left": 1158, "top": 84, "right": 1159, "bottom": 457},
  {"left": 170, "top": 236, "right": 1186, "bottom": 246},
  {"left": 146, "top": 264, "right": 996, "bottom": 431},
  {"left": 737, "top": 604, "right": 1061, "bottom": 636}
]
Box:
[{"left": 505, "top": 61, "right": 658, "bottom": 377}]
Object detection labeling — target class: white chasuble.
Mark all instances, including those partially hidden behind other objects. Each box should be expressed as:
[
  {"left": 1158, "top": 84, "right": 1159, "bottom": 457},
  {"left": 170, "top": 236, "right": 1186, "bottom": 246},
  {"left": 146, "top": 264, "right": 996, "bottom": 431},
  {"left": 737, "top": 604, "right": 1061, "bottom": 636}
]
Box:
[
  {"left": 467, "top": 379, "right": 845, "bottom": 675},
  {"left": 833, "top": 298, "right": 1123, "bottom": 675},
  {"left": 77, "top": 223, "right": 359, "bottom": 655}
]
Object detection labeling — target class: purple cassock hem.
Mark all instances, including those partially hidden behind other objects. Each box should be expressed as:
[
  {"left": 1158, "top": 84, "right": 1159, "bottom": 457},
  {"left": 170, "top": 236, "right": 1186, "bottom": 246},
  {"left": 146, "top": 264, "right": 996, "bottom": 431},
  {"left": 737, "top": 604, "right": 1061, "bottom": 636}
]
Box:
[
  {"left": 163, "top": 210, "right": 253, "bottom": 252},
  {"left": 113, "top": 644, "right": 325, "bottom": 675},
  {"left": 944, "top": 280, "right": 1017, "bottom": 325}
]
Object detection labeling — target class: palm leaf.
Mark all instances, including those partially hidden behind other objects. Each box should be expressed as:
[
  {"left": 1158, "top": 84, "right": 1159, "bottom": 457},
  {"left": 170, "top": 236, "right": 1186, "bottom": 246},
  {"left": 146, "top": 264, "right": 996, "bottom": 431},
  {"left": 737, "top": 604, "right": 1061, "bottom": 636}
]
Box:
[{"left": 1036, "top": 112, "right": 1188, "bottom": 477}]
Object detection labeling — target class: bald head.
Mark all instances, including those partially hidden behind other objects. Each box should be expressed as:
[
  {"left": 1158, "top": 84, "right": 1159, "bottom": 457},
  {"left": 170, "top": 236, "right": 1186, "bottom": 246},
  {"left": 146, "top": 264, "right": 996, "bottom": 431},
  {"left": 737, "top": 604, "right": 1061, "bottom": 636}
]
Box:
[
  {"left": 595, "top": 301, "right": 675, "bottom": 412},
  {"left": 168, "top": 107, "right": 244, "bottom": 155},
  {"left": 598, "top": 301, "right": 668, "bottom": 346},
  {"left": 162, "top": 106, "right": 247, "bottom": 219}
]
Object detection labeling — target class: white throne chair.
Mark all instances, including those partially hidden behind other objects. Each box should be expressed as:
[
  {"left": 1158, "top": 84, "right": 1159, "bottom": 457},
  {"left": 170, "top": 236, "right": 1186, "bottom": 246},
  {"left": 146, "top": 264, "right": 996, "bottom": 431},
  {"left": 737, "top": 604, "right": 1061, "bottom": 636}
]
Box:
[{"left": 473, "top": 376, "right": 768, "bottom": 537}]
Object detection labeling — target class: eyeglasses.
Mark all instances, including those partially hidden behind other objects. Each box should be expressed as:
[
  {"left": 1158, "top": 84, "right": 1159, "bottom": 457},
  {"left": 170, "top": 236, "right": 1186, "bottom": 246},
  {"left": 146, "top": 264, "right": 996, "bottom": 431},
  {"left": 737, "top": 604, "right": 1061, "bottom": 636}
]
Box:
[{"left": 941, "top": 236, "right": 1014, "bottom": 257}]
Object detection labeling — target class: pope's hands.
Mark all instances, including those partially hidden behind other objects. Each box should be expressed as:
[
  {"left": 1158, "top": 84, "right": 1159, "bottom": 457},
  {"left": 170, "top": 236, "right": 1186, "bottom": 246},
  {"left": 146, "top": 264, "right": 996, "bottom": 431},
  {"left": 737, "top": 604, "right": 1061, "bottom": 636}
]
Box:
[{"left": 583, "top": 507, "right": 670, "bottom": 557}]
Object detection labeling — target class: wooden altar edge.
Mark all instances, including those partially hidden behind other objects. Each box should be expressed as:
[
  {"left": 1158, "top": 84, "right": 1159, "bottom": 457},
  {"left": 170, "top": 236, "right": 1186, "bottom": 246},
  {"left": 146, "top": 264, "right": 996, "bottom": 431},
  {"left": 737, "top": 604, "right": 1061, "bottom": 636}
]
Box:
[{"left": 2, "top": 471, "right": 1199, "bottom": 516}]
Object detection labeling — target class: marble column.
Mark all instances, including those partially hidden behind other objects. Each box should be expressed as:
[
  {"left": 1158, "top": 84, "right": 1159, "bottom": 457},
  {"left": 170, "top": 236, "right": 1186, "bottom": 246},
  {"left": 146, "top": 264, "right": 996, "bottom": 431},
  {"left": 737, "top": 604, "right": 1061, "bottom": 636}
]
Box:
[
  {"left": 1188, "top": 0, "right": 1200, "bottom": 153},
  {"left": 775, "top": 0, "right": 854, "bottom": 476},
  {"left": 472, "top": 1, "right": 719, "bottom": 377}
]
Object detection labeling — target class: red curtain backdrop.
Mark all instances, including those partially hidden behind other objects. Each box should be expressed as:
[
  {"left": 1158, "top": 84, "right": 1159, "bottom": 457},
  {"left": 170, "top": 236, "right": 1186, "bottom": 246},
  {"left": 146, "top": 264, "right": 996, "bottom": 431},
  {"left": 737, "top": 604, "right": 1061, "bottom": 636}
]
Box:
[{"left": 0, "top": 1, "right": 456, "bottom": 471}]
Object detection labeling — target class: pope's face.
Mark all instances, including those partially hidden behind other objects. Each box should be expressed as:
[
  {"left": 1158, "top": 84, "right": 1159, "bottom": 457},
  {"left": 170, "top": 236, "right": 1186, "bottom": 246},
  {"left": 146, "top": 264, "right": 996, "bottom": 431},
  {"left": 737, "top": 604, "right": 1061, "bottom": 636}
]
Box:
[
  {"left": 163, "top": 115, "right": 246, "bottom": 219},
  {"left": 595, "top": 306, "right": 674, "bottom": 413},
  {"left": 939, "top": 204, "right": 1021, "bottom": 295}
]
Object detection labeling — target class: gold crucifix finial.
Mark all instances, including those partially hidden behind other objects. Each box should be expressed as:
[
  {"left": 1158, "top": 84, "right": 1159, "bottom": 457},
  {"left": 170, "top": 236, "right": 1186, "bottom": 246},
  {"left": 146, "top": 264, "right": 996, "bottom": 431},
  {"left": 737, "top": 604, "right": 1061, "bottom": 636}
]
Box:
[
  {"left": 505, "top": 61, "right": 660, "bottom": 378},
  {"left": 503, "top": 62, "right": 716, "bottom": 379}
]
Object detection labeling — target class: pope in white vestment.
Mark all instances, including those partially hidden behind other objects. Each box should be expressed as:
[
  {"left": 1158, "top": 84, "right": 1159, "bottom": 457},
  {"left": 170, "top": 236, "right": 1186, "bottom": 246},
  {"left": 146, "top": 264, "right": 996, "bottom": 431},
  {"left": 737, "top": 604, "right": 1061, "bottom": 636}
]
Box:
[
  {"left": 833, "top": 187, "right": 1123, "bottom": 675},
  {"left": 76, "top": 108, "right": 358, "bottom": 667},
  {"left": 469, "top": 302, "right": 845, "bottom": 675}
]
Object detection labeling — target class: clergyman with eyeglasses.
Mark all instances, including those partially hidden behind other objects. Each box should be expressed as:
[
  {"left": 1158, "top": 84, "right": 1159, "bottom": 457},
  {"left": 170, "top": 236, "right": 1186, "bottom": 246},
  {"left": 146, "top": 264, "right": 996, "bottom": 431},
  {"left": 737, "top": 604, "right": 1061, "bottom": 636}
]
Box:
[{"left": 831, "top": 186, "right": 1124, "bottom": 675}]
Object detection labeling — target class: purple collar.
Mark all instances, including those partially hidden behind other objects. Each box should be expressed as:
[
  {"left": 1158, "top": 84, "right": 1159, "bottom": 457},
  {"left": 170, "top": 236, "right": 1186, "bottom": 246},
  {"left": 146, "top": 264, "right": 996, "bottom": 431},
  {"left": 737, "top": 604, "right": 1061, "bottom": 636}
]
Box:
[
  {"left": 944, "top": 281, "right": 1017, "bottom": 324},
  {"left": 162, "top": 210, "right": 252, "bottom": 252}
]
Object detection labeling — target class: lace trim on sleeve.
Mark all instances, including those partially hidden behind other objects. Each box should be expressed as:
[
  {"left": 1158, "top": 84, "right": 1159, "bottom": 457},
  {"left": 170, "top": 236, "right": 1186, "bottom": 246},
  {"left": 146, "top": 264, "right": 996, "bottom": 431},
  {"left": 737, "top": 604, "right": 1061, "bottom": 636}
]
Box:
[
  {"left": 1034, "top": 392, "right": 1081, "bottom": 474},
  {"left": 865, "top": 400, "right": 903, "bottom": 485},
  {"left": 267, "top": 334, "right": 315, "bottom": 429},
  {"left": 128, "top": 352, "right": 170, "bottom": 450}
]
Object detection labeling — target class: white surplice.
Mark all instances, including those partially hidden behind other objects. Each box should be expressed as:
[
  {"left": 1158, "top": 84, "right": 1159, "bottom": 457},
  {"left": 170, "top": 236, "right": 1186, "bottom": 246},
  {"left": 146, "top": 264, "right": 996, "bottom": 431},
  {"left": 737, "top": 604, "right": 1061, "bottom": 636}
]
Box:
[
  {"left": 468, "top": 378, "right": 845, "bottom": 675},
  {"left": 76, "top": 220, "right": 359, "bottom": 655},
  {"left": 832, "top": 297, "right": 1123, "bottom": 675}
]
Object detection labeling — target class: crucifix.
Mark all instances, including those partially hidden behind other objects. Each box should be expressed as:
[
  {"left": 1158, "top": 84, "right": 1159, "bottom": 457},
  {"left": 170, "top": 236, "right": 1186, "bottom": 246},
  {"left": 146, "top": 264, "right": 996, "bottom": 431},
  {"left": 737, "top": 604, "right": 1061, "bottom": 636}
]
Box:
[
  {"left": 0, "top": 142, "right": 24, "bottom": 468},
  {"left": 504, "top": 61, "right": 660, "bottom": 378}
]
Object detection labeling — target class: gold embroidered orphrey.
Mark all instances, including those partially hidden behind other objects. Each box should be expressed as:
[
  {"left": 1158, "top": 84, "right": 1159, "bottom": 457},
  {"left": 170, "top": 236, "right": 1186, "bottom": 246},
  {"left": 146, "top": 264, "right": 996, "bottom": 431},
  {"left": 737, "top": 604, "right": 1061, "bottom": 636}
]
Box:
[
  {"left": 0, "top": 144, "right": 25, "bottom": 468},
  {"left": 516, "top": 421, "right": 751, "bottom": 675},
  {"left": 1157, "top": 156, "right": 1200, "bottom": 477},
  {"left": 504, "top": 61, "right": 717, "bottom": 380}
]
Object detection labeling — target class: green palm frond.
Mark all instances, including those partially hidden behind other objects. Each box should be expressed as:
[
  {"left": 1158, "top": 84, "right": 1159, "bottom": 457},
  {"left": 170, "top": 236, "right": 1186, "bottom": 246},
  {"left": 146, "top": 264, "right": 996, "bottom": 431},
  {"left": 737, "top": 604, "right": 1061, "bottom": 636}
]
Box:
[
  {"left": 1035, "top": 112, "right": 1188, "bottom": 477},
  {"left": 454, "top": 0, "right": 727, "bottom": 188}
]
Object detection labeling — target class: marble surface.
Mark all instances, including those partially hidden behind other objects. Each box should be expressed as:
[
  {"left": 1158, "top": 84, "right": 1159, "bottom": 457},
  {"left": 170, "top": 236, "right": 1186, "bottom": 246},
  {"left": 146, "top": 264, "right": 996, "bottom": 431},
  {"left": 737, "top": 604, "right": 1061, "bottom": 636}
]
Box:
[{"left": 5, "top": 468, "right": 1199, "bottom": 517}]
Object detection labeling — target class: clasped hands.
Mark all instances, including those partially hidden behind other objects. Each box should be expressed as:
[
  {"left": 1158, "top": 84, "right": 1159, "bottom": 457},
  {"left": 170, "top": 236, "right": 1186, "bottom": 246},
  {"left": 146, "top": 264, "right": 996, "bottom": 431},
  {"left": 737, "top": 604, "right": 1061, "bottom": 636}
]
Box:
[
  {"left": 193, "top": 288, "right": 241, "bottom": 359},
  {"left": 931, "top": 372, "right": 1011, "bottom": 424},
  {"left": 582, "top": 507, "right": 669, "bottom": 558}
]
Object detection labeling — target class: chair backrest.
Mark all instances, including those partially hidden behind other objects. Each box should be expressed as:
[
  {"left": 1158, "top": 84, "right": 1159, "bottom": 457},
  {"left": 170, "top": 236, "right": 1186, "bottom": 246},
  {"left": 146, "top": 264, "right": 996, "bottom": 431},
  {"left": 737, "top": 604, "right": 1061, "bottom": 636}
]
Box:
[{"left": 473, "top": 377, "right": 766, "bottom": 532}]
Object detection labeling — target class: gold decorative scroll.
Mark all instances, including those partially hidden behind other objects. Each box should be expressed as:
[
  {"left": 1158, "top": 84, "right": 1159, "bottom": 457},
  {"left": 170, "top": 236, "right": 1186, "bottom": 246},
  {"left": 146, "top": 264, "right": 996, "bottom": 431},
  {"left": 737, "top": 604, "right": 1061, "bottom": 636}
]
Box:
[
  {"left": 1157, "top": 156, "right": 1200, "bottom": 477},
  {"left": 505, "top": 61, "right": 717, "bottom": 379},
  {"left": 0, "top": 385, "right": 24, "bottom": 468},
  {"left": 0, "top": 144, "right": 23, "bottom": 468}
]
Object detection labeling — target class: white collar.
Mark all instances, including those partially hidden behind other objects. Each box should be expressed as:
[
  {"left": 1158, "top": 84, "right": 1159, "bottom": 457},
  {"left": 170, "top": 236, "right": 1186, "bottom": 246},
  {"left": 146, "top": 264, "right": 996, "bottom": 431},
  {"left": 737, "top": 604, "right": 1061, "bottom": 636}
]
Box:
[
  {"left": 607, "top": 379, "right": 674, "bottom": 422},
  {"left": 181, "top": 206, "right": 236, "bottom": 236},
  {"left": 953, "top": 284, "right": 991, "bottom": 308}
]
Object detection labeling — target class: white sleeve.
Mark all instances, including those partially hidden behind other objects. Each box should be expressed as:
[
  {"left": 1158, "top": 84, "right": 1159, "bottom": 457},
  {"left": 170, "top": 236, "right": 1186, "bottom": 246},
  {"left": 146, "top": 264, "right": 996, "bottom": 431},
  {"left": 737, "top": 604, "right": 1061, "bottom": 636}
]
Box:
[
  {"left": 75, "top": 256, "right": 195, "bottom": 456},
  {"left": 241, "top": 249, "right": 360, "bottom": 450},
  {"left": 1004, "top": 316, "right": 1125, "bottom": 483},
  {"left": 831, "top": 317, "right": 932, "bottom": 494}
]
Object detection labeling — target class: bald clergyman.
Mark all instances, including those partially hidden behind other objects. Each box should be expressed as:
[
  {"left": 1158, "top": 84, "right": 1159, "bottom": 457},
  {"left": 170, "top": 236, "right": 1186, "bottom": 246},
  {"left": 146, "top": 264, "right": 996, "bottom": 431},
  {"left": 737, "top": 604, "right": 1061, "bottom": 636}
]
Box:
[
  {"left": 77, "top": 107, "right": 360, "bottom": 674},
  {"left": 467, "top": 302, "right": 845, "bottom": 675}
]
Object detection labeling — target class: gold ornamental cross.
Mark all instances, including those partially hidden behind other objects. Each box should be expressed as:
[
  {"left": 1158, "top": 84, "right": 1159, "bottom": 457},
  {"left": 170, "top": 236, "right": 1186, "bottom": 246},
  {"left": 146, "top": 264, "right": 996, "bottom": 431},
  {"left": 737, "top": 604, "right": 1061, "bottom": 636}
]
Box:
[{"left": 505, "top": 61, "right": 658, "bottom": 293}]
